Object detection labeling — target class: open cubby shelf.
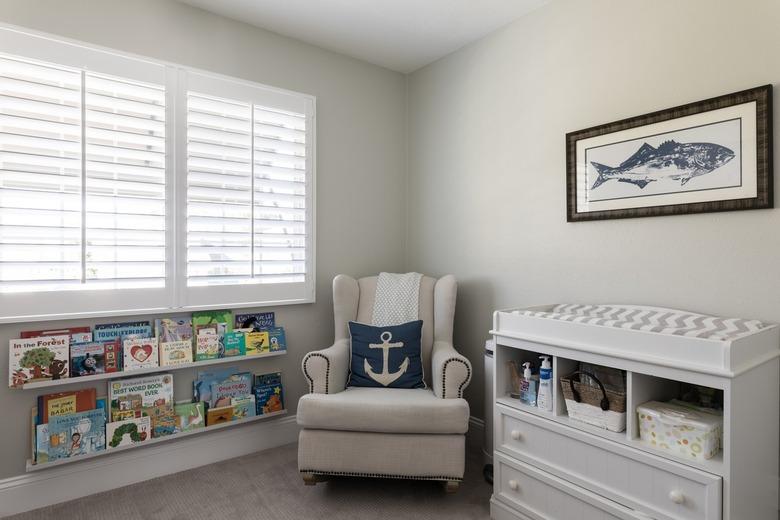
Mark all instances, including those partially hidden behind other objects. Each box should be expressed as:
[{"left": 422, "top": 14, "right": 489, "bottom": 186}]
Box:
[
  {"left": 26, "top": 409, "right": 288, "bottom": 472},
  {"left": 17, "top": 350, "right": 287, "bottom": 390},
  {"left": 495, "top": 345, "right": 726, "bottom": 474}
]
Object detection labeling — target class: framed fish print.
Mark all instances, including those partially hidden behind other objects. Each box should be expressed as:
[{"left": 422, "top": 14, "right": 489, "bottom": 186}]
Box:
[{"left": 566, "top": 85, "right": 773, "bottom": 221}]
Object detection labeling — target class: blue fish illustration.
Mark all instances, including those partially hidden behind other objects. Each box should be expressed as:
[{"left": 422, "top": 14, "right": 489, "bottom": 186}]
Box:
[{"left": 590, "top": 140, "right": 735, "bottom": 190}]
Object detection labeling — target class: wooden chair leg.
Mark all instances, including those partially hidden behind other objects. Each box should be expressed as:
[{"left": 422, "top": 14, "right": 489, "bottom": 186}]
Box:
[
  {"left": 444, "top": 480, "right": 460, "bottom": 493},
  {"left": 302, "top": 472, "right": 318, "bottom": 486}
]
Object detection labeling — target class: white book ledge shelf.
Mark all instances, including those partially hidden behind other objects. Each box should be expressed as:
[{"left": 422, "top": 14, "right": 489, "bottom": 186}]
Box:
[
  {"left": 490, "top": 304, "right": 780, "bottom": 520},
  {"left": 16, "top": 350, "right": 287, "bottom": 390},
  {"left": 27, "top": 410, "right": 287, "bottom": 472}
]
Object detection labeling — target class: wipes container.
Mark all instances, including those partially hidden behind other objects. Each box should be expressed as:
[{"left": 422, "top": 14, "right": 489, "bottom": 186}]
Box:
[{"left": 637, "top": 401, "right": 722, "bottom": 460}]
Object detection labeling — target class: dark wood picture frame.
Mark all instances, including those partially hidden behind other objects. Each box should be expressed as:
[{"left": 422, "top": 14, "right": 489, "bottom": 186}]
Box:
[{"left": 566, "top": 85, "right": 773, "bottom": 222}]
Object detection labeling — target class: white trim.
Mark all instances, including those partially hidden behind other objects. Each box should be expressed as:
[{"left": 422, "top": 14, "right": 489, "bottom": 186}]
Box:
[{"left": 0, "top": 414, "right": 300, "bottom": 517}]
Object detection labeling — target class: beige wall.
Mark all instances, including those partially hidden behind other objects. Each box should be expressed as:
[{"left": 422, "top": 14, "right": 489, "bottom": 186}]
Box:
[
  {"left": 407, "top": 0, "right": 780, "bottom": 421},
  {"left": 0, "top": 0, "right": 407, "bottom": 479}
]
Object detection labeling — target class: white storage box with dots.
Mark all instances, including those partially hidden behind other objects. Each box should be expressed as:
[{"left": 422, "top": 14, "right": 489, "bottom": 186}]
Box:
[{"left": 637, "top": 401, "right": 722, "bottom": 461}]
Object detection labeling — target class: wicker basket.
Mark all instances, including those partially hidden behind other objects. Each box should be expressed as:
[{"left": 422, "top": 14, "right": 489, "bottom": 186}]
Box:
[{"left": 560, "top": 370, "right": 627, "bottom": 432}]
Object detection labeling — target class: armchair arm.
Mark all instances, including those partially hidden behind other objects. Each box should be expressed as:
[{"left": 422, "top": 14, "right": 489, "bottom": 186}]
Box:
[
  {"left": 431, "top": 340, "right": 472, "bottom": 399},
  {"left": 301, "top": 339, "right": 350, "bottom": 394}
]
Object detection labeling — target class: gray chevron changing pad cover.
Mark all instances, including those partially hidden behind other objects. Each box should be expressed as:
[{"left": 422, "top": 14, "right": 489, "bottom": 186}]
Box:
[{"left": 516, "top": 304, "right": 767, "bottom": 341}]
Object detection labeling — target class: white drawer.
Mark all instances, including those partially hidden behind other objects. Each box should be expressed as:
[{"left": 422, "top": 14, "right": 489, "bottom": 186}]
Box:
[
  {"left": 497, "top": 404, "right": 722, "bottom": 520},
  {"left": 494, "top": 453, "right": 655, "bottom": 520}
]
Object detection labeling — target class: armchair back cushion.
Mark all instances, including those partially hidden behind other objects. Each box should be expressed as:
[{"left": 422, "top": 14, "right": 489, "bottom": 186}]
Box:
[{"left": 333, "top": 274, "right": 452, "bottom": 388}]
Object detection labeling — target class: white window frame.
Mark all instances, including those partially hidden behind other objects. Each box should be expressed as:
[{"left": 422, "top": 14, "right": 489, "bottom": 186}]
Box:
[{"left": 0, "top": 24, "right": 316, "bottom": 323}]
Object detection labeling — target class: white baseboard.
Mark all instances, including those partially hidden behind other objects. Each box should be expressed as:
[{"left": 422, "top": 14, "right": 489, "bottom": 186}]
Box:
[{"left": 0, "top": 414, "right": 300, "bottom": 518}]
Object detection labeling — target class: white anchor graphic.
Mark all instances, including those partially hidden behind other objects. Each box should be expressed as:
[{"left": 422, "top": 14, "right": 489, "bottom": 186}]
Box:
[{"left": 364, "top": 331, "right": 409, "bottom": 386}]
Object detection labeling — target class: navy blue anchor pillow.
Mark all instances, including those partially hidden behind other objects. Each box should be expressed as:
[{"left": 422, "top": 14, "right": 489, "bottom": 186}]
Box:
[{"left": 348, "top": 320, "right": 425, "bottom": 389}]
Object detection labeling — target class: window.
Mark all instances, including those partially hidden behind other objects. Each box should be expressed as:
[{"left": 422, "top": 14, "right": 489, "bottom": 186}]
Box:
[{"left": 0, "top": 27, "right": 315, "bottom": 322}]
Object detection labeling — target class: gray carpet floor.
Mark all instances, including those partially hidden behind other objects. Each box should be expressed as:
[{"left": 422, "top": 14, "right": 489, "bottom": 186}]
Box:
[{"left": 9, "top": 443, "right": 492, "bottom": 520}]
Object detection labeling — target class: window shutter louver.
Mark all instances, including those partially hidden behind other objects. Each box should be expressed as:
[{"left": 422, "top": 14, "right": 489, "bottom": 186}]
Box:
[{"left": 186, "top": 93, "right": 309, "bottom": 287}]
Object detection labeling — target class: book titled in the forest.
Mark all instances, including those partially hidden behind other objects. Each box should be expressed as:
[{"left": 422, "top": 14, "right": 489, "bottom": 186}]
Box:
[{"left": 9, "top": 335, "right": 69, "bottom": 388}]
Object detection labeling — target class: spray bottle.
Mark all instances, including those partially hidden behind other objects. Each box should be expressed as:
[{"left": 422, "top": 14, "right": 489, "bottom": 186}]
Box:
[{"left": 537, "top": 356, "right": 553, "bottom": 412}]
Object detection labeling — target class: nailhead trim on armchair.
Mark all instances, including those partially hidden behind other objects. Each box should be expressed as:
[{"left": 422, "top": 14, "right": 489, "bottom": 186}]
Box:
[
  {"left": 302, "top": 352, "right": 330, "bottom": 394},
  {"left": 441, "top": 357, "right": 472, "bottom": 399},
  {"left": 299, "top": 469, "right": 463, "bottom": 482}
]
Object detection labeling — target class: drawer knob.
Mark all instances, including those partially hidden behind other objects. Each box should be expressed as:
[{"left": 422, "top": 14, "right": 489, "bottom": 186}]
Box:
[
  {"left": 668, "top": 490, "right": 685, "bottom": 504},
  {"left": 510, "top": 430, "right": 522, "bottom": 441},
  {"left": 508, "top": 479, "right": 520, "bottom": 491}
]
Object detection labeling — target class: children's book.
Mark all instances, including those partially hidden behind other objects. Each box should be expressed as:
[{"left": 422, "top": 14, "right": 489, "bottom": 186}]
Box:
[
  {"left": 195, "top": 334, "right": 220, "bottom": 361},
  {"left": 9, "top": 335, "right": 69, "bottom": 388},
  {"left": 109, "top": 374, "right": 173, "bottom": 422},
  {"left": 21, "top": 327, "right": 92, "bottom": 345},
  {"left": 38, "top": 388, "right": 97, "bottom": 424},
  {"left": 159, "top": 340, "right": 194, "bottom": 366},
  {"left": 93, "top": 321, "right": 152, "bottom": 342},
  {"left": 35, "top": 422, "right": 49, "bottom": 464},
  {"left": 144, "top": 404, "right": 176, "bottom": 438},
  {"left": 234, "top": 312, "right": 275, "bottom": 331},
  {"left": 174, "top": 401, "right": 205, "bottom": 432},
  {"left": 254, "top": 372, "right": 284, "bottom": 415},
  {"left": 107, "top": 416, "right": 151, "bottom": 449},
  {"left": 193, "top": 366, "right": 239, "bottom": 404},
  {"left": 209, "top": 372, "right": 253, "bottom": 408},
  {"left": 193, "top": 310, "right": 232, "bottom": 337},
  {"left": 123, "top": 337, "right": 159, "bottom": 371},
  {"left": 155, "top": 317, "right": 193, "bottom": 343},
  {"left": 223, "top": 331, "right": 246, "bottom": 357},
  {"left": 206, "top": 405, "right": 234, "bottom": 426},
  {"left": 268, "top": 328, "right": 286, "bottom": 352},
  {"left": 245, "top": 331, "right": 269, "bottom": 355},
  {"left": 103, "top": 339, "right": 122, "bottom": 373},
  {"left": 48, "top": 409, "right": 106, "bottom": 460},
  {"left": 70, "top": 342, "right": 106, "bottom": 377},
  {"left": 96, "top": 397, "right": 107, "bottom": 421},
  {"left": 231, "top": 395, "right": 256, "bottom": 420}
]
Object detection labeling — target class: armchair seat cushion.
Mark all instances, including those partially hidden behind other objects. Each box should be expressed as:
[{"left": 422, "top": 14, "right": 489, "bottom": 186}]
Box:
[{"left": 297, "top": 387, "right": 469, "bottom": 434}]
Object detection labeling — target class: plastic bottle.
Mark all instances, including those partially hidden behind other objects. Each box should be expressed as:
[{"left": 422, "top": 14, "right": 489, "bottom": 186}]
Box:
[
  {"left": 537, "top": 356, "right": 553, "bottom": 412},
  {"left": 519, "top": 362, "right": 537, "bottom": 407}
]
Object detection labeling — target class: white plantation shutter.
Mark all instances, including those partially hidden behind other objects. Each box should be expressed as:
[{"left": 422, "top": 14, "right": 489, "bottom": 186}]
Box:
[
  {"left": 0, "top": 27, "right": 314, "bottom": 321},
  {"left": 183, "top": 71, "right": 314, "bottom": 308}
]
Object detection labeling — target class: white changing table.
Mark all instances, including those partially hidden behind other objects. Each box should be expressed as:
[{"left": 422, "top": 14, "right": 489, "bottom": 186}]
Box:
[{"left": 490, "top": 304, "right": 780, "bottom": 520}]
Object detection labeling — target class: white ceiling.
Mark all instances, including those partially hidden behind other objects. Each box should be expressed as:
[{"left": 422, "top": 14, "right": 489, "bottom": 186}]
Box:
[{"left": 176, "top": 0, "right": 547, "bottom": 73}]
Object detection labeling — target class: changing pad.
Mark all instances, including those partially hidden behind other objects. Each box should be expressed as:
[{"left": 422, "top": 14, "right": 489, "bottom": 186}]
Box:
[{"left": 514, "top": 304, "right": 766, "bottom": 341}]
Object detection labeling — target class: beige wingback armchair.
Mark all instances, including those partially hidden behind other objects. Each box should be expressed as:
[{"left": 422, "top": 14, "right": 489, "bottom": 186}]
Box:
[{"left": 297, "top": 274, "right": 472, "bottom": 490}]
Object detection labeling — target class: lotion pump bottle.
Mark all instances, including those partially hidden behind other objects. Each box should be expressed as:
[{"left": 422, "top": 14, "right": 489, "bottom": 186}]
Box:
[
  {"left": 537, "top": 356, "right": 553, "bottom": 412},
  {"left": 519, "top": 362, "right": 537, "bottom": 407}
]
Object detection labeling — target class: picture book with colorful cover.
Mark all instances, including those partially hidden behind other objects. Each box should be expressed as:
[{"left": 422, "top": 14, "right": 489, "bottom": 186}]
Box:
[
  {"left": 155, "top": 317, "right": 193, "bottom": 343},
  {"left": 70, "top": 342, "right": 105, "bottom": 377},
  {"left": 103, "top": 339, "right": 122, "bottom": 373},
  {"left": 234, "top": 312, "right": 275, "bottom": 331},
  {"left": 21, "top": 326, "right": 92, "bottom": 345},
  {"left": 35, "top": 422, "right": 48, "bottom": 464},
  {"left": 195, "top": 334, "right": 220, "bottom": 361},
  {"left": 254, "top": 372, "right": 284, "bottom": 415},
  {"left": 231, "top": 395, "right": 256, "bottom": 420},
  {"left": 93, "top": 321, "right": 152, "bottom": 342},
  {"left": 109, "top": 374, "right": 173, "bottom": 422},
  {"left": 123, "top": 337, "right": 159, "bottom": 371},
  {"left": 107, "top": 416, "right": 151, "bottom": 449},
  {"left": 223, "top": 331, "right": 246, "bottom": 357},
  {"left": 192, "top": 310, "right": 232, "bottom": 337},
  {"left": 206, "top": 405, "right": 234, "bottom": 426},
  {"left": 209, "top": 372, "right": 253, "bottom": 408},
  {"left": 174, "top": 401, "right": 205, "bottom": 432},
  {"left": 193, "top": 366, "right": 239, "bottom": 403},
  {"left": 160, "top": 340, "right": 193, "bottom": 366},
  {"left": 268, "top": 328, "right": 286, "bottom": 352},
  {"left": 48, "top": 409, "right": 106, "bottom": 460},
  {"left": 245, "top": 331, "right": 269, "bottom": 355},
  {"left": 144, "top": 404, "right": 176, "bottom": 438},
  {"left": 9, "top": 335, "right": 69, "bottom": 388},
  {"left": 38, "top": 388, "right": 97, "bottom": 424}
]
